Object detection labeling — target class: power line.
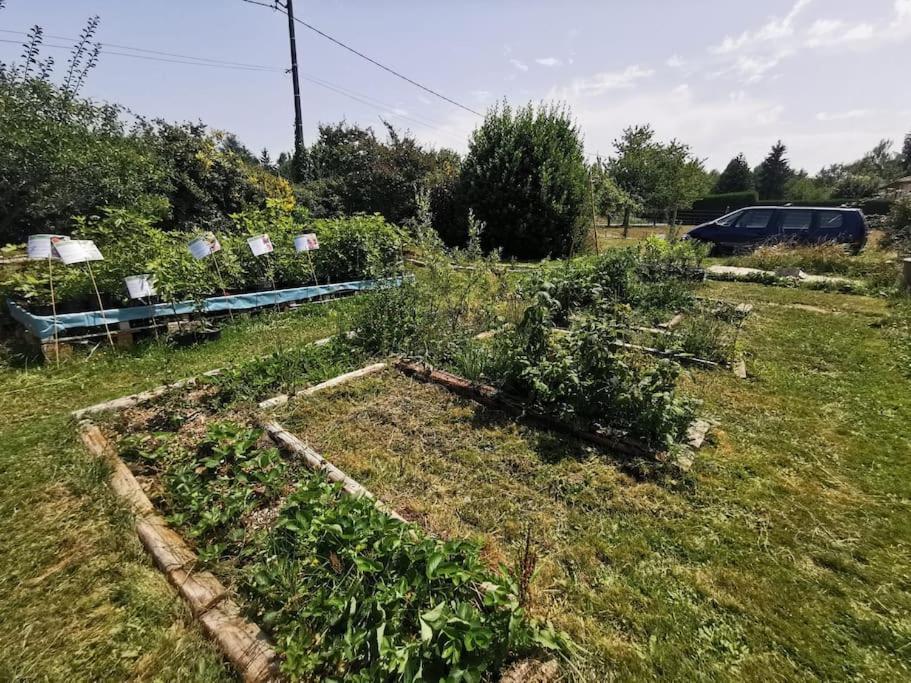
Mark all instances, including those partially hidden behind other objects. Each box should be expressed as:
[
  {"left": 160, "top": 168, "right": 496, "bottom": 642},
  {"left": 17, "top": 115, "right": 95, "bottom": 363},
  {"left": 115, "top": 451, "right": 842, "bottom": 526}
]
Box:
[
  {"left": 298, "top": 72, "right": 466, "bottom": 145},
  {"left": 241, "top": 0, "right": 482, "bottom": 117},
  {"left": 0, "top": 36, "right": 283, "bottom": 73},
  {"left": 0, "top": 34, "right": 465, "bottom": 143},
  {"left": 0, "top": 28, "right": 279, "bottom": 70}
]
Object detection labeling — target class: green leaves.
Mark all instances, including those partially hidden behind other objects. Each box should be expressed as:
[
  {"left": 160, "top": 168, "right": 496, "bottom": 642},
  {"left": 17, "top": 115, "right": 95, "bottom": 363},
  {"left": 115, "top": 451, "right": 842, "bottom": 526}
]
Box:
[
  {"left": 138, "top": 418, "right": 563, "bottom": 680},
  {"left": 461, "top": 101, "right": 588, "bottom": 259}
]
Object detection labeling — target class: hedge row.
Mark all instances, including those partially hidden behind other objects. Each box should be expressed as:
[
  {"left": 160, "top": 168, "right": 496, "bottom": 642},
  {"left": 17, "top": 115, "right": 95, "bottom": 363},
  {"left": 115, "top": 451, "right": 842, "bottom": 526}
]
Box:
[{"left": 691, "top": 193, "right": 893, "bottom": 215}]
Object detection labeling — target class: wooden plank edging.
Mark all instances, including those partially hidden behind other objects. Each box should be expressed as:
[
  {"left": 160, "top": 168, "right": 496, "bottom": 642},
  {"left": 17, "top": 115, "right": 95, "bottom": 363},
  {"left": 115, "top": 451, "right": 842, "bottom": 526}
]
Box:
[
  {"left": 258, "top": 362, "right": 387, "bottom": 410},
  {"left": 262, "top": 421, "right": 406, "bottom": 523},
  {"left": 77, "top": 421, "right": 281, "bottom": 682},
  {"left": 70, "top": 334, "right": 342, "bottom": 420}
]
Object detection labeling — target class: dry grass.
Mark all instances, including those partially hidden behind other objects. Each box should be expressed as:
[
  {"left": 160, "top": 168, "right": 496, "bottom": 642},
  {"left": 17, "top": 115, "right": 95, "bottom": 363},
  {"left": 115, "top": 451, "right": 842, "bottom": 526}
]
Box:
[{"left": 273, "top": 289, "right": 911, "bottom": 682}]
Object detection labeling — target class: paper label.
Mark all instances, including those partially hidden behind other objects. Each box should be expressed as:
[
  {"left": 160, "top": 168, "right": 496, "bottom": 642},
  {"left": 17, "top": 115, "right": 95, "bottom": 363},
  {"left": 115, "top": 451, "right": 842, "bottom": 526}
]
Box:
[
  {"left": 294, "top": 233, "right": 319, "bottom": 252},
  {"left": 27, "top": 234, "right": 68, "bottom": 260},
  {"left": 189, "top": 233, "right": 221, "bottom": 260},
  {"left": 54, "top": 239, "right": 103, "bottom": 265},
  {"left": 247, "top": 234, "right": 274, "bottom": 257},
  {"left": 125, "top": 274, "right": 156, "bottom": 299}
]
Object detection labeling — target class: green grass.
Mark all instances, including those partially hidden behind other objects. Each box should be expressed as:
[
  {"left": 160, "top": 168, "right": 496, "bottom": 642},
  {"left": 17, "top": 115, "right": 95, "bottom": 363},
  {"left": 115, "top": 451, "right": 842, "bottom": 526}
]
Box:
[
  {"left": 0, "top": 303, "right": 351, "bottom": 681},
  {"left": 272, "top": 284, "right": 911, "bottom": 681},
  {"left": 1, "top": 283, "right": 909, "bottom": 681}
]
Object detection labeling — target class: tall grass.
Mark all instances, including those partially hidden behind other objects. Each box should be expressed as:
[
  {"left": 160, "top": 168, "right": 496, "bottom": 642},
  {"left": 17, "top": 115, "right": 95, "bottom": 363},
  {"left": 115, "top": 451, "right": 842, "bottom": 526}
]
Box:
[{"left": 725, "top": 242, "right": 899, "bottom": 290}]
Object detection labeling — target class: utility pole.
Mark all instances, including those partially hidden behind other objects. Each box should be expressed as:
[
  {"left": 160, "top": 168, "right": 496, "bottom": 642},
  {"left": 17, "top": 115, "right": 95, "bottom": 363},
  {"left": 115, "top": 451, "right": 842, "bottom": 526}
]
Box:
[
  {"left": 589, "top": 169, "right": 600, "bottom": 254},
  {"left": 283, "top": 0, "right": 305, "bottom": 179}
]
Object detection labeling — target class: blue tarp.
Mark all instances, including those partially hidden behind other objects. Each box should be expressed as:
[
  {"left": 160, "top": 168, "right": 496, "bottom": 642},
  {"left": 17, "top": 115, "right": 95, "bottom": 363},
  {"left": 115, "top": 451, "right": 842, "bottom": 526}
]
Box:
[{"left": 8, "top": 276, "right": 406, "bottom": 340}]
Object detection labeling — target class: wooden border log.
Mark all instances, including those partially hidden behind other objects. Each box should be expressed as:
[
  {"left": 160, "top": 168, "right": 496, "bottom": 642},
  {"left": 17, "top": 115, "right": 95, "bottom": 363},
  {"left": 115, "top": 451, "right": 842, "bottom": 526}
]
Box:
[
  {"left": 77, "top": 422, "right": 281, "bottom": 682},
  {"left": 199, "top": 599, "right": 280, "bottom": 683},
  {"left": 394, "top": 359, "right": 652, "bottom": 459},
  {"left": 71, "top": 370, "right": 222, "bottom": 420},
  {"left": 258, "top": 362, "right": 387, "bottom": 410},
  {"left": 70, "top": 333, "right": 345, "bottom": 420},
  {"left": 263, "top": 421, "right": 406, "bottom": 523}
]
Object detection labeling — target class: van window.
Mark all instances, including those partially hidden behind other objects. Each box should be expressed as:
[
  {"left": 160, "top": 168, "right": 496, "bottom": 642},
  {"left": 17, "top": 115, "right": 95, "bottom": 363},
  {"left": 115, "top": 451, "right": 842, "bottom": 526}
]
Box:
[
  {"left": 817, "top": 211, "right": 844, "bottom": 229},
  {"left": 716, "top": 210, "right": 743, "bottom": 227},
  {"left": 781, "top": 210, "right": 813, "bottom": 230},
  {"left": 735, "top": 209, "right": 774, "bottom": 230}
]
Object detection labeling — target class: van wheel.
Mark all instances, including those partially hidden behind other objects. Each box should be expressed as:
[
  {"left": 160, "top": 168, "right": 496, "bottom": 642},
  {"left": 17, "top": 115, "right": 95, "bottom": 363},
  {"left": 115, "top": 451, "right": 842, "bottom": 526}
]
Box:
[{"left": 709, "top": 244, "right": 731, "bottom": 256}]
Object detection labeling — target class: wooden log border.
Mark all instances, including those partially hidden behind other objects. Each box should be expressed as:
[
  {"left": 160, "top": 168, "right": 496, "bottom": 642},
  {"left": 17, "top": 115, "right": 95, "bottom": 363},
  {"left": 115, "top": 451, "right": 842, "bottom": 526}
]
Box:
[
  {"left": 78, "top": 421, "right": 281, "bottom": 682},
  {"left": 394, "top": 359, "right": 711, "bottom": 463},
  {"left": 70, "top": 334, "right": 339, "bottom": 420},
  {"left": 258, "top": 362, "right": 387, "bottom": 410},
  {"left": 262, "top": 421, "right": 406, "bottom": 523}
]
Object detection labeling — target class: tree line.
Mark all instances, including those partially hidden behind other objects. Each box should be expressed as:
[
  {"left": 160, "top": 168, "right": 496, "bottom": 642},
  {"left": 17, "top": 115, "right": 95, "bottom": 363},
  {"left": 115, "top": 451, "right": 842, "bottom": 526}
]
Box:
[
  {"left": 714, "top": 138, "right": 911, "bottom": 200},
  {"left": 3, "top": 11, "right": 911, "bottom": 263}
]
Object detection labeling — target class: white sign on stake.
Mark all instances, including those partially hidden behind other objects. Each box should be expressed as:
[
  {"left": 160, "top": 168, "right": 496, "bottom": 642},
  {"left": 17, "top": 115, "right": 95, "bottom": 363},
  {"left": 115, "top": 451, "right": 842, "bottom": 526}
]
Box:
[
  {"left": 53, "top": 239, "right": 103, "bottom": 265},
  {"left": 188, "top": 233, "right": 221, "bottom": 260},
  {"left": 27, "top": 234, "right": 69, "bottom": 260},
  {"left": 125, "top": 274, "right": 157, "bottom": 299},
  {"left": 247, "top": 234, "right": 274, "bottom": 257},
  {"left": 294, "top": 233, "right": 319, "bottom": 252}
]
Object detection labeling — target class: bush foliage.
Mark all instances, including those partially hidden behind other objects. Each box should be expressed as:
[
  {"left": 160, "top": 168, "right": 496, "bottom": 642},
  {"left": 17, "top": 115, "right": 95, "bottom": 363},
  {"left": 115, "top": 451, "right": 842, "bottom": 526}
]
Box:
[
  {"left": 459, "top": 102, "right": 588, "bottom": 259},
  {"left": 0, "top": 204, "right": 404, "bottom": 309}
]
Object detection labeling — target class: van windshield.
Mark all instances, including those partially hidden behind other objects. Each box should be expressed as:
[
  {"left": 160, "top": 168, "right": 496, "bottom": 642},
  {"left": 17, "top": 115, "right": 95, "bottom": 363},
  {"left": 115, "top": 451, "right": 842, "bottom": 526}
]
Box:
[{"left": 716, "top": 210, "right": 743, "bottom": 227}]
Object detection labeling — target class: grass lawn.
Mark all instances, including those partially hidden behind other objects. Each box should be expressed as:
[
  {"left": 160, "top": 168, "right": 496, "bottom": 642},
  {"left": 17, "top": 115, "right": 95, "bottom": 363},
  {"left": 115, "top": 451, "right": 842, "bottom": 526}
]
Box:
[
  {"left": 1, "top": 282, "right": 909, "bottom": 680},
  {"left": 271, "top": 282, "right": 909, "bottom": 681},
  {"left": 0, "top": 304, "right": 352, "bottom": 681}
]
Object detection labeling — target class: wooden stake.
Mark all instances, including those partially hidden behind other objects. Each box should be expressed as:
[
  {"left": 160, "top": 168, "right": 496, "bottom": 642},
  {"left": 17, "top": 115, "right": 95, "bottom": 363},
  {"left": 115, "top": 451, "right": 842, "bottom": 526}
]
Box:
[
  {"left": 85, "top": 261, "right": 115, "bottom": 349},
  {"left": 210, "top": 252, "right": 234, "bottom": 321},
  {"left": 47, "top": 254, "right": 60, "bottom": 367},
  {"left": 305, "top": 249, "right": 323, "bottom": 303}
]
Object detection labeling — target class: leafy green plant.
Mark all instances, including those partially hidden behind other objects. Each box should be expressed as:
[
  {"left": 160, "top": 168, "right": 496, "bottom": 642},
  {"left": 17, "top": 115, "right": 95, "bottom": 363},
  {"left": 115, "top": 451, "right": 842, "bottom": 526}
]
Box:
[
  {"left": 488, "top": 295, "right": 696, "bottom": 450},
  {"left": 247, "top": 477, "right": 566, "bottom": 681},
  {"left": 121, "top": 421, "right": 567, "bottom": 680},
  {"left": 208, "top": 336, "right": 360, "bottom": 406}
]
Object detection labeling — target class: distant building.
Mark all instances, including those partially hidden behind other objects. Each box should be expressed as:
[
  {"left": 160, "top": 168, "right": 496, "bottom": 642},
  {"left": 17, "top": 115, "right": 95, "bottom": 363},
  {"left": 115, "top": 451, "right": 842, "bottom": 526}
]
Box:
[{"left": 881, "top": 175, "right": 911, "bottom": 197}]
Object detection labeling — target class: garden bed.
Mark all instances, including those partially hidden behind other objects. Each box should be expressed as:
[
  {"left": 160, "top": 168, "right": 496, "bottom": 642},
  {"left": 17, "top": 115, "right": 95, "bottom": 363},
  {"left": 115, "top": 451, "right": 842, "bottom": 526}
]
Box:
[
  {"left": 267, "top": 367, "right": 709, "bottom": 681},
  {"left": 8, "top": 276, "right": 406, "bottom": 358},
  {"left": 81, "top": 344, "right": 565, "bottom": 681}
]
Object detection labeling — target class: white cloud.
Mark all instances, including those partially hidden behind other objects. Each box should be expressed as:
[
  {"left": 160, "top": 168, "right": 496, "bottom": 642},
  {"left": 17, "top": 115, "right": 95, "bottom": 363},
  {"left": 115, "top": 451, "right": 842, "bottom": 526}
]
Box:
[
  {"left": 807, "top": 19, "right": 875, "bottom": 46},
  {"left": 509, "top": 58, "right": 528, "bottom": 72},
  {"left": 711, "top": 0, "right": 814, "bottom": 54},
  {"left": 535, "top": 57, "right": 562, "bottom": 67},
  {"left": 666, "top": 55, "right": 685, "bottom": 68},
  {"left": 815, "top": 109, "right": 872, "bottom": 121},
  {"left": 471, "top": 90, "right": 492, "bottom": 102},
  {"left": 561, "top": 64, "right": 654, "bottom": 97}
]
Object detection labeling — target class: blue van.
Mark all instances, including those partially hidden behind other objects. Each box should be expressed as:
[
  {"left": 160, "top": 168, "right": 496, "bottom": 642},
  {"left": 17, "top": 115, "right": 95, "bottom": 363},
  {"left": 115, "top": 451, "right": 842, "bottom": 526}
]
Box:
[{"left": 685, "top": 206, "right": 868, "bottom": 252}]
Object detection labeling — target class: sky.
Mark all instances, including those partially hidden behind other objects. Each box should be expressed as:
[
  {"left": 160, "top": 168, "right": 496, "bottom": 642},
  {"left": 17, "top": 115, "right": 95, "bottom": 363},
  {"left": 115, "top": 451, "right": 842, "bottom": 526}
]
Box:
[{"left": 2, "top": 0, "right": 910, "bottom": 173}]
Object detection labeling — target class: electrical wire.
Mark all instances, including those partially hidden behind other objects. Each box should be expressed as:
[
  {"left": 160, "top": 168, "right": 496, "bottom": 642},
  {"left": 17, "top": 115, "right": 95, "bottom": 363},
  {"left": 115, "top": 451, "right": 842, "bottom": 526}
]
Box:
[
  {"left": 241, "top": 0, "right": 482, "bottom": 117},
  {"left": 0, "top": 37, "right": 282, "bottom": 72},
  {"left": 0, "top": 35, "right": 466, "bottom": 143},
  {"left": 0, "top": 28, "right": 280, "bottom": 70}
]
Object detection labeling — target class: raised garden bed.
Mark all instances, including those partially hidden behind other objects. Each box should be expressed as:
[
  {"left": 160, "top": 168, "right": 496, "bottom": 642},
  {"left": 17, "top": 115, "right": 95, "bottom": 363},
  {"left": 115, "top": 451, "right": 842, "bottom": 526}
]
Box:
[
  {"left": 267, "top": 367, "right": 707, "bottom": 682},
  {"left": 77, "top": 343, "right": 566, "bottom": 681},
  {"left": 9, "top": 276, "right": 406, "bottom": 358}
]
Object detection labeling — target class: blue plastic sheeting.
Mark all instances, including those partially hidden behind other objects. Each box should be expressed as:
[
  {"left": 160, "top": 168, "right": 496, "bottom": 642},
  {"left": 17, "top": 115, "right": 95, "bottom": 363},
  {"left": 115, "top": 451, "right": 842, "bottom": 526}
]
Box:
[{"left": 8, "top": 276, "right": 406, "bottom": 340}]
